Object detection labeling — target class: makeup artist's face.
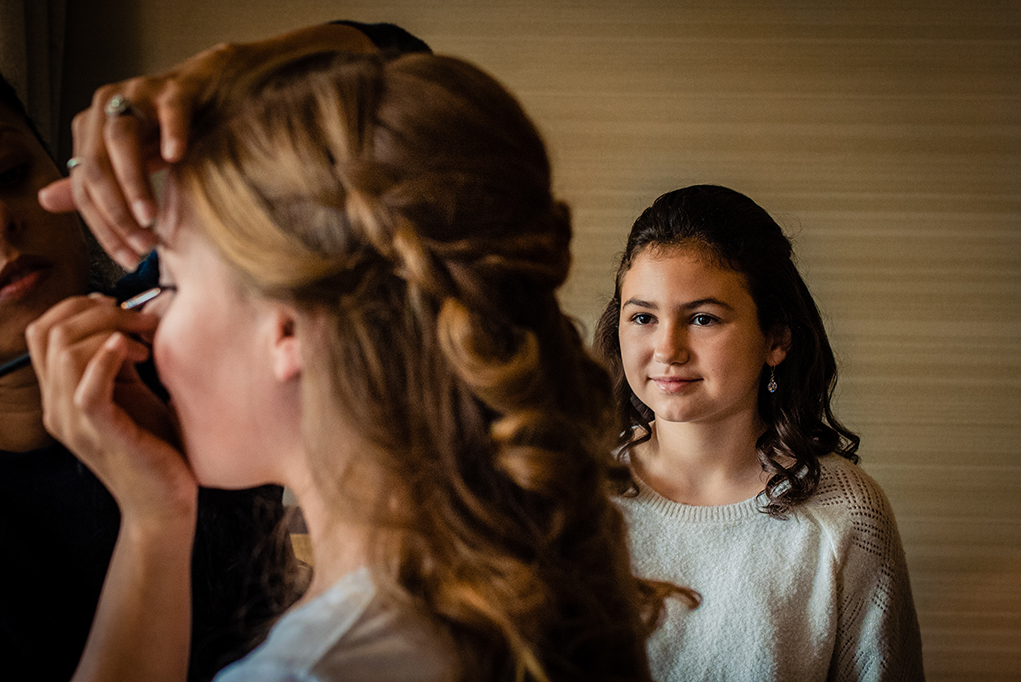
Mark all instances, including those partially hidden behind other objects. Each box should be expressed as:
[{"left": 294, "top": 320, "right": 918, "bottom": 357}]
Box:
[
  {"left": 0, "top": 103, "right": 89, "bottom": 365},
  {"left": 152, "top": 178, "right": 289, "bottom": 488}
]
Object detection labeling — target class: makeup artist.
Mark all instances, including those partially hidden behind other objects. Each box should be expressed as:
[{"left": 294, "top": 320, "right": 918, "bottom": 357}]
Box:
[
  {"left": 3, "top": 22, "right": 428, "bottom": 681},
  {"left": 0, "top": 70, "right": 296, "bottom": 682}
]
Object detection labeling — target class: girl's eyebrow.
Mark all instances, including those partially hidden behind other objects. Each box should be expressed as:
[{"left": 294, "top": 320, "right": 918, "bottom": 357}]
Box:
[
  {"left": 622, "top": 297, "right": 657, "bottom": 310},
  {"left": 622, "top": 297, "right": 735, "bottom": 311},
  {"left": 680, "top": 297, "right": 734, "bottom": 311}
]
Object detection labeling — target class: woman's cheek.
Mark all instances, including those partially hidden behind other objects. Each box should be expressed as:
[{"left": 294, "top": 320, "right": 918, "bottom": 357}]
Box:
[
  {"left": 152, "top": 319, "right": 185, "bottom": 402},
  {"left": 151, "top": 317, "right": 208, "bottom": 468}
]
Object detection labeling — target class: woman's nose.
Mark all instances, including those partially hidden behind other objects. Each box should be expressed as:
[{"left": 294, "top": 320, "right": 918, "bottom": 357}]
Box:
[
  {"left": 652, "top": 325, "right": 688, "bottom": 365},
  {"left": 0, "top": 197, "right": 22, "bottom": 255},
  {"left": 0, "top": 198, "right": 17, "bottom": 246}
]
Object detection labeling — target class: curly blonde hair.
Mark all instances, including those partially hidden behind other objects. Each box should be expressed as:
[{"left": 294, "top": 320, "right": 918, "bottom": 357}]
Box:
[{"left": 177, "top": 49, "right": 688, "bottom": 682}]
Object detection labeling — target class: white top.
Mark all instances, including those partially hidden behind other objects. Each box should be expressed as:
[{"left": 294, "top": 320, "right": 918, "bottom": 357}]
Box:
[
  {"left": 617, "top": 454, "right": 924, "bottom": 682},
  {"left": 213, "top": 567, "right": 454, "bottom": 682}
]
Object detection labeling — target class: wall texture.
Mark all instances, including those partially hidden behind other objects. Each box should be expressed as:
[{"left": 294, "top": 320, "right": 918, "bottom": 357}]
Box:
[{"left": 60, "top": 1, "right": 1021, "bottom": 679}]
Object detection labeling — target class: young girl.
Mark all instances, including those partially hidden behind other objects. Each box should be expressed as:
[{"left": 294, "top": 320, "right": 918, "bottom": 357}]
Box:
[
  {"left": 28, "top": 49, "right": 671, "bottom": 682},
  {"left": 595, "top": 185, "right": 925, "bottom": 681}
]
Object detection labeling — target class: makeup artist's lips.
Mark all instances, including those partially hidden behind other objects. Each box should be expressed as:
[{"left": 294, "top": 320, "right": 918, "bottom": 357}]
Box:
[
  {"left": 651, "top": 376, "right": 701, "bottom": 393},
  {"left": 0, "top": 255, "right": 53, "bottom": 304}
]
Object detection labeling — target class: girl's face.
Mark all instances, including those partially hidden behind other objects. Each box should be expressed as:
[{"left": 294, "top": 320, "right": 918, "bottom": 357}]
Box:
[
  {"left": 617, "top": 246, "right": 786, "bottom": 428},
  {"left": 152, "top": 178, "right": 299, "bottom": 488},
  {"left": 0, "top": 104, "right": 89, "bottom": 365}
]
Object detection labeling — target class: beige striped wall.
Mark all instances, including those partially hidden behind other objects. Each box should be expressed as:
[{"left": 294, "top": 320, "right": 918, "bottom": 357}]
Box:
[{"left": 61, "top": 1, "right": 1021, "bottom": 679}]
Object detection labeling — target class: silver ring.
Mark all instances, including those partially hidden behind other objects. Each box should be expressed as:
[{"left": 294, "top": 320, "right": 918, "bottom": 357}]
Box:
[
  {"left": 104, "top": 94, "right": 133, "bottom": 117},
  {"left": 66, "top": 157, "right": 84, "bottom": 171}
]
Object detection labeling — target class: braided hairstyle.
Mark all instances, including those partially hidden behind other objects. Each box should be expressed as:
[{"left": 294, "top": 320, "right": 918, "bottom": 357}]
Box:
[
  {"left": 594, "top": 185, "right": 860, "bottom": 518},
  {"left": 178, "top": 50, "right": 685, "bottom": 682}
]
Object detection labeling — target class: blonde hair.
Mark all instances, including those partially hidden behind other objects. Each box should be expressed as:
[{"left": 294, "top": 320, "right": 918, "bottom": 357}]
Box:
[{"left": 178, "top": 50, "right": 686, "bottom": 682}]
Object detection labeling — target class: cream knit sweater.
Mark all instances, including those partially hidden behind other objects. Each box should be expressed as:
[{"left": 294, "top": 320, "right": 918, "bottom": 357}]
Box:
[{"left": 617, "top": 454, "right": 924, "bottom": 681}]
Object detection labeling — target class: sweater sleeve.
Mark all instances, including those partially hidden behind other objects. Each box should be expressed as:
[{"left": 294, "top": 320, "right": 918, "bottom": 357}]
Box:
[{"left": 815, "top": 460, "right": 925, "bottom": 682}]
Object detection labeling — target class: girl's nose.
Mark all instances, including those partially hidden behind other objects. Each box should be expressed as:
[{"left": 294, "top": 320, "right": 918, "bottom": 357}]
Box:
[{"left": 652, "top": 325, "right": 689, "bottom": 365}]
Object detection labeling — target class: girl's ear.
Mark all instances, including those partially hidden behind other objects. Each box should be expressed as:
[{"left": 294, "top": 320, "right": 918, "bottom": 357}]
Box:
[
  {"left": 269, "top": 304, "right": 302, "bottom": 382},
  {"left": 766, "top": 324, "right": 791, "bottom": 367}
]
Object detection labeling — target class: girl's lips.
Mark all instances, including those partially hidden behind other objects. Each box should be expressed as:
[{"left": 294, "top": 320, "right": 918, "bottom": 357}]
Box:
[
  {"left": 652, "top": 376, "right": 700, "bottom": 393},
  {"left": 0, "top": 256, "right": 52, "bottom": 303}
]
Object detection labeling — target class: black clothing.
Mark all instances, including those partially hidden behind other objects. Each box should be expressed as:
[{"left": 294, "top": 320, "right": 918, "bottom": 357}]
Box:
[
  {"left": 330, "top": 20, "right": 432, "bottom": 55},
  {"left": 0, "top": 443, "right": 287, "bottom": 682},
  {"left": 0, "top": 443, "right": 120, "bottom": 681}
]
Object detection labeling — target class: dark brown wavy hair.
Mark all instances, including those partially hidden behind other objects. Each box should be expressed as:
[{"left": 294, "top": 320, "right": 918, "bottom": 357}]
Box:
[
  {"left": 594, "top": 185, "right": 860, "bottom": 518},
  {"left": 177, "top": 49, "right": 691, "bottom": 681}
]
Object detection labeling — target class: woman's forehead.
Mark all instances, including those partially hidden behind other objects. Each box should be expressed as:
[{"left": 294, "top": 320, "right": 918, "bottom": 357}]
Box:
[
  {"left": 0, "top": 101, "right": 28, "bottom": 132},
  {"left": 0, "top": 106, "right": 46, "bottom": 156},
  {"left": 155, "top": 171, "right": 188, "bottom": 246}
]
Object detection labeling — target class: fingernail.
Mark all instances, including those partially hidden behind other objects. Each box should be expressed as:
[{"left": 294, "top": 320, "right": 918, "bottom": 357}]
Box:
[
  {"left": 163, "top": 139, "right": 182, "bottom": 161},
  {"left": 128, "top": 234, "right": 155, "bottom": 257},
  {"left": 132, "top": 200, "right": 157, "bottom": 228},
  {"left": 117, "top": 250, "right": 141, "bottom": 271}
]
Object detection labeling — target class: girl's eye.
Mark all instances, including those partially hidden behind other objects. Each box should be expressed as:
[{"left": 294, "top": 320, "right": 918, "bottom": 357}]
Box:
[
  {"left": 630, "top": 313, "right": 655, "bottom": 325},
  {"left": 0, "top": 162, "right": 29, "bottom": 189},
  {"left": 691, "top": 313, "right": 716, "bottom": 326}
]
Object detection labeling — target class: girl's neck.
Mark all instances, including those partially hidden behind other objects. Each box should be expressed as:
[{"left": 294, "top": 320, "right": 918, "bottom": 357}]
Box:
[{"left": 631, "top": 413, "right": 768, "bottom": 506}]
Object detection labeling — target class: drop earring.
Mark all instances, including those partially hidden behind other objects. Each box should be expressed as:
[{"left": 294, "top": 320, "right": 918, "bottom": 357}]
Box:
[{"left": 767, "top": 366, "right": 778, "bottom": 394}]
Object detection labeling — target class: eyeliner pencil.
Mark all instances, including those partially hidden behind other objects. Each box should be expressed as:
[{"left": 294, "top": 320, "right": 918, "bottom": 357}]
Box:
[{"left": 0, "top": 287, "right": 163, "bottom": 379}]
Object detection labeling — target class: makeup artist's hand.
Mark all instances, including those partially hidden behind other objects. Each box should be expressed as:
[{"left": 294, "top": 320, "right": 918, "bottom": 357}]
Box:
[
  {"left": 38, "top": 24, "right": 376, "bottom": 271},
  {"left": 36, "top": 41, "right": 230, "bottom": 271},
  {"left": 25, "top": 295, "right": 197, "bottom": 525}
]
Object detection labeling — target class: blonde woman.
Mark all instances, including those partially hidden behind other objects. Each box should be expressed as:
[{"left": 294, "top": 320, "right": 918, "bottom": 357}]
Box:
[{"left": 29, "top": 48, "right": 680, "bottom": 682}]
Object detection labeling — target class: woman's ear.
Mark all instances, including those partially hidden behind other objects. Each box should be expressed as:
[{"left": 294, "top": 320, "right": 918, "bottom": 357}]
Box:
[
  {"left": 269, "top": 304, "right": 302, "bottom": 382},
  {"left": 766, "top": 324, "right": 791, "bottom": 367}
]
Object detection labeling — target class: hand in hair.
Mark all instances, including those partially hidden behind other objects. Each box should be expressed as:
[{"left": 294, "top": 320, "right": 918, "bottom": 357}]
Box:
[{"left": 38, "top": 24, "right": 376, "bottom": 271}]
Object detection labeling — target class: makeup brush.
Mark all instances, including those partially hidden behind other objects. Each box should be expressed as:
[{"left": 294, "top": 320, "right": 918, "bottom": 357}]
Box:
[{"left": 0, "top": 286, "right": 164, "bottom": 379}]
